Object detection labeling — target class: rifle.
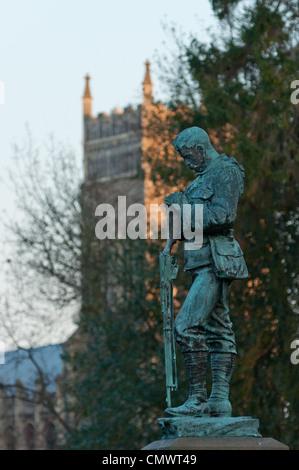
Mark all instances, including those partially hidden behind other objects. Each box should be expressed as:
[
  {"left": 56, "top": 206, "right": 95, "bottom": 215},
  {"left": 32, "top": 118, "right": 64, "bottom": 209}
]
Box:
[{"left": 159, "top": 252, "right": 179, "bottom": 408}]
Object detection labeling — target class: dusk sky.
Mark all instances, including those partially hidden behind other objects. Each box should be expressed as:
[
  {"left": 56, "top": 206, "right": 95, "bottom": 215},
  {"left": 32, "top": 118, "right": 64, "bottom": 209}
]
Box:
[
  {"left": 0, "top": 0, "right": 217, "bottom": 345},
  {"left": 0, "top": 1, "right": 216, "bottom": 187}
]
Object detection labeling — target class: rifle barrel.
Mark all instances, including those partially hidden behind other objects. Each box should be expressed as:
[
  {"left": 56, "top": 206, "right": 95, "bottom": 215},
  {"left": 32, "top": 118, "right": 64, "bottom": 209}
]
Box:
[{"left": 159, "top": 252, "right": 179, "bottom": 408}]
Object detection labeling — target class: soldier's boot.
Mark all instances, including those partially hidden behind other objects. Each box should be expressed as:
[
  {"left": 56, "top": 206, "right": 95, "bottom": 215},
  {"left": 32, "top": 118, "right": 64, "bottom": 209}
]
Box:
[
  {"left": 165, "top": 351, "right": 210, "bottom": 417},
  {"left": 208, "top": 352, "right": 235, "bottom": 417}
]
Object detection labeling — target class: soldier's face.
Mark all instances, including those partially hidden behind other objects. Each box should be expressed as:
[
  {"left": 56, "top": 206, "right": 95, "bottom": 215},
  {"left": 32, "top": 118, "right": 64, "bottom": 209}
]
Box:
[{"left": 179, "top": 145, "right": 206, "bottom": 171}]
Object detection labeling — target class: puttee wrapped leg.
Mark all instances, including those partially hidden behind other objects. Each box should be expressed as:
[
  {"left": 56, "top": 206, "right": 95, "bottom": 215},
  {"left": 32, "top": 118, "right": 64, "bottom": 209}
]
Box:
[
  {"left": 165, "top": 350, "right": 210, "bottom": 417},
  {"left": 208, "top": 352, "right": 235, "bottom": 417}
]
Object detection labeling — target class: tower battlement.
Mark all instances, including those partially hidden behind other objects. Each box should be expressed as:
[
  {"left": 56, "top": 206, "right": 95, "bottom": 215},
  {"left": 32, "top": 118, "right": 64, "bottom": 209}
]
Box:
[{"left": 85, "top": 105, "right": 142, "bottom": 143}]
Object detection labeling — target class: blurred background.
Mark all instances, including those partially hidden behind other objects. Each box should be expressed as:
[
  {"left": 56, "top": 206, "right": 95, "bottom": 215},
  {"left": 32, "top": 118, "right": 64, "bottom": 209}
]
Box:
[{"left": 0, "top": 0, "right": 298, "bottom": 450}]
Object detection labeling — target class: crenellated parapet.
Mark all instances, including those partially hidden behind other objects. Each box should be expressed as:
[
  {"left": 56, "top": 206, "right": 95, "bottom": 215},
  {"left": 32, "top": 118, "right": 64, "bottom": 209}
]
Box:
[{"left": 85, "top": 105, "right": 142, "bottom": 141}]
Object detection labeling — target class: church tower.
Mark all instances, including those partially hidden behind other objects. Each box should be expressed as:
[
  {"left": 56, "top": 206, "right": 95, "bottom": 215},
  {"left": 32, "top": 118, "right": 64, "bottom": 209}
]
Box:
[
  {"left": 81, "top": 61, "right": 154, "bottom": 309},
  {"left": 82, "top": 61, "right": 153, "bottom": 205}
]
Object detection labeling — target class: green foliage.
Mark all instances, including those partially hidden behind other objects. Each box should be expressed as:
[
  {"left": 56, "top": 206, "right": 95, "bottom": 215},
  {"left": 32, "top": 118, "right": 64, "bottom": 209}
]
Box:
[
  {"left": 64, "top": 233, "right": 192, "bottom": 449},
  {"left": 160, "top": 0, "right": 299, "bottom": 449},
  {"left": 65, "top": 0, "right": 299, "bottom": 450}
]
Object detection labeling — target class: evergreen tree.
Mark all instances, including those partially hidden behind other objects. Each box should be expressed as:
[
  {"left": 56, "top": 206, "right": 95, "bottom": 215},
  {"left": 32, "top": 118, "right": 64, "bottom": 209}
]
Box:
[{"left": 155, "top": 0, "right": 299, "bottom": 448}]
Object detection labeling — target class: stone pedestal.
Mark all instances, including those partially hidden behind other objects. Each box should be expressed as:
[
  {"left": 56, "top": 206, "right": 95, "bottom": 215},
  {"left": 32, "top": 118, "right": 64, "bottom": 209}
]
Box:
[
  {"left": 142, "top": 436, "right": 289, "bottom": 450},
  {"left": 158, "top": 416, "right": 261, "bottom": 439},
  {"left": 141, "top": 416, "right": 289, "bottom": 450}
]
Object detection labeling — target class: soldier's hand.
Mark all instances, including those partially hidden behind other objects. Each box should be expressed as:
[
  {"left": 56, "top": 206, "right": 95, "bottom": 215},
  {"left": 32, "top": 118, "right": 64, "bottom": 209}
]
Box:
[
  {"left": 162, "top": 238, "right": 177, "bottom": 255},
  {"left": 164, "top": 192, "right": 187, "bottom": 206}
]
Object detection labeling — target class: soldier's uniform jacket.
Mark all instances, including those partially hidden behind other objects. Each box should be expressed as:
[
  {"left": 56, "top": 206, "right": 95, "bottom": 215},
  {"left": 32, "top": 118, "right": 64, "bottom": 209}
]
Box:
[{"left": 183, "top": 153, "right": 248, "bottom": 280}]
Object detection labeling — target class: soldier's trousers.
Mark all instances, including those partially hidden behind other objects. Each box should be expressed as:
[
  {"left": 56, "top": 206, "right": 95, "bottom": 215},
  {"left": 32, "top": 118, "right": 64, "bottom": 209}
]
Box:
[{"left": 174, "top": 265, "right": 237, "bottom": 354}]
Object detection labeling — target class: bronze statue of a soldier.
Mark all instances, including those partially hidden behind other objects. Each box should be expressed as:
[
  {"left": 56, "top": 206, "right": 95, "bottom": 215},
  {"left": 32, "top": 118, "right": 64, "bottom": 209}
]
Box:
[{"left": 163, "top": 126, "right": 248, "bottom": 418}]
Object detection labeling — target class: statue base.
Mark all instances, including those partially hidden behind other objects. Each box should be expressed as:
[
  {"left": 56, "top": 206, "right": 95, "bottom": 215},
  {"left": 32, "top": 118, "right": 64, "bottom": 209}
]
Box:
[
  {"left": 142, "top": 436, "right": 289, "bottom": 450},
  {"left": 158, "top": 416, "right": 261, "bottom": 439},
  {"left": 141, "top": 416, "right": 289, "bottom": 450}
]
